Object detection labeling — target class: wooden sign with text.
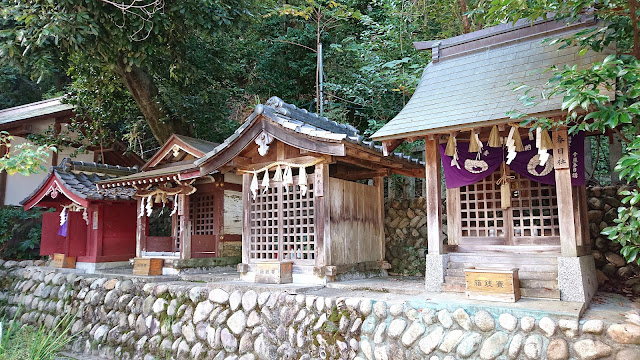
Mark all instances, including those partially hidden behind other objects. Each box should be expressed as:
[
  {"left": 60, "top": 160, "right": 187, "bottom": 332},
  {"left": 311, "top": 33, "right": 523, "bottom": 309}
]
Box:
[
  {"left": 464, "top": 268, "right": 520, "bottom": 302},
  {"left": 52, "top": 253, "right": 76, "bottom": 269},
  {"left": 133, "top": 258, "right": 163, "bottom": 276},
  {"left": 255, "top": 261, "right": 293, "bottom": 284}
]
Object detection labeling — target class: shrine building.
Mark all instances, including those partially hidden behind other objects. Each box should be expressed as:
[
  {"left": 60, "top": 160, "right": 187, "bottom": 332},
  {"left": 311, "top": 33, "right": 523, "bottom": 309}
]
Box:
[
  {"left": 96, "top": 134, "right": 243, "bottom": 274},
  {"left": 194, "top": 97, "right": 424, "bottom": 284},
  {"left": 21, "top": 159, "right": 139, "bottom": 272},
  {"left": 372, "top": 17, "right": 613, "bottom": 306}
]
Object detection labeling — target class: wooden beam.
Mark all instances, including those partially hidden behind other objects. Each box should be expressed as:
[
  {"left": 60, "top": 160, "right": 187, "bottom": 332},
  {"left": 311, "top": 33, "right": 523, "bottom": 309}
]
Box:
[
  {"left": 382, "top": 139, "right": 403, "bottom": 156},
  {"left": 553, "top": 128, "right": 579, "bottom": 257},
  {"left": 135, "top": 197, "right": 145, "bottom": 257},
  {"left": 241, "top": 174, "right": 251, "bottom": 265},
  {"left": 237, "top": 155, "right": 332, "bottom": 173},
  {"left": 425, "top": 137, "right": 443, "bottom": 255},
  {"left": 179, "top": 194, "right": 191, "bottom": 260},
  {"left": 391, "top": 168, "right": 426, "bottom": 179},
  {"left": 374, "top": 177, "right": 385, "bottom": 262},
  {"left": 331, "top": 168, "right": 391, "bottom": 181},
  {"left": 0, "top": 143, "right": 8, "bottom": 206},
  {"left": 446, "top": 188, "right": 461, "bottom": 246},
  {"left": 315, "top": 164, "right": 328, "bottom": 267}
]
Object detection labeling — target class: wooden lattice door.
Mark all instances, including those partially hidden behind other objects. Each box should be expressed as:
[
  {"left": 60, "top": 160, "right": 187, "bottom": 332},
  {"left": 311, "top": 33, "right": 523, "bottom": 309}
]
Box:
[
  {"left": 458, "top": 169, "right": 559, "bottom": 246},
  {"left": 248, "top": 176, "right": 316, "bottom": 265},
  {"left": 190, "top": 192, "right": 217, "bottom": 257}
]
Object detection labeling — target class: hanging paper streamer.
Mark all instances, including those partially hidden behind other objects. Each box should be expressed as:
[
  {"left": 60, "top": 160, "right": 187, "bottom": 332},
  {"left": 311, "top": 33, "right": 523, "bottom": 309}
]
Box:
[
  {"left": 273, "top": 165, "right": 283, "bottom": 182},
  {"left": 82, "top": 208, "right": 88, "bottom": 224},
  {"left": 59, "top": 207, "right": 67, "bottom": 226},
  {"left": 139, "top": 197, "right": 145, "bottom": 218},
  {"left": 146, "top": 195, "right": 153, "bottom": 217},
  {"left": 170, "top": 196, "right": 179, "bottom": 216},
  {"left": 488, "top": 126, "right": 501, "bottom": 148},
  {"left": 255, "top": 132, "right": 274, "bottom": 156},
  {"left": 261, "top": 169, "right": 270, "bottom": 194},
  {"left": 298, "top": 167, "right": 308, "bottom": 196},
  {"left": 535, "top": 128, "right": 553, "bottom": 166},
  {"left": 505, "top": 126, "right": 524, "bottom": 165},
  {"left": 283, "top": 166, "right": 293, "bottom": 188},
  {"left": 250, "top": 173, "right": 259, "bottom": 200}
]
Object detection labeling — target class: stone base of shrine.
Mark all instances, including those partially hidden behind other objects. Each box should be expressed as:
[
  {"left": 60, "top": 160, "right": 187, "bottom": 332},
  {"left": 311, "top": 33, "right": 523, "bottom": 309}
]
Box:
[
  {"left": 75, "top": 261, "right": 131, "bottom": 274},
  {"left": 162, "top": 256, "right": 241, "bottom": 271},
  {"left": 424, "top": 254, "right": 449, "bottom": 292},
  {"left": 558, "top": 255, "right": 598, "bottom": 304}
]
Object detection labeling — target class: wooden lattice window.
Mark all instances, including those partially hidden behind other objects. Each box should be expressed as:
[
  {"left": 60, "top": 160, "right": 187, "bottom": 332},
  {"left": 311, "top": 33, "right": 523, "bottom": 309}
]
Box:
[
  {"left": 460, "top": 171, "right": 505, "bottom": 238},
  {"left": 458, "top": 169, "right": 560, "bottom": 245},
  {"left": 190, "top": 193, "right": 215, "bottom": 235},
  {"left": 248, "top": 176, "right": 316, "bottom": 265},
  {"left": 511, "top": 173, "right": 559, "bottom": 240},
  {"left": 281, "top": 183, "right": 315, "bottom": 264},
  {"left": 249, "top": 186, "right": 280, "bottom": 261}
]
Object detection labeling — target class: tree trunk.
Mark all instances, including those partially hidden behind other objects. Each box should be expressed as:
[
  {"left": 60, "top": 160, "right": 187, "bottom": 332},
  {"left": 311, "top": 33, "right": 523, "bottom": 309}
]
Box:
[
  {"left": 458, "top": 0, "right": 471, "bottom": 34},
  {"left": 115, "top": 59, "right": 192, "bottom": 144},
  {"left": 630, "top": 0, "right": 640, "bottom": 59}
]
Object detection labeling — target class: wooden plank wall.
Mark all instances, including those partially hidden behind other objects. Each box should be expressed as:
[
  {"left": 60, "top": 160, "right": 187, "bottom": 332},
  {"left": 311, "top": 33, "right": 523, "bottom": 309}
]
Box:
[{"left": 327, "top": 178, "right": 383, "bottom": 266}]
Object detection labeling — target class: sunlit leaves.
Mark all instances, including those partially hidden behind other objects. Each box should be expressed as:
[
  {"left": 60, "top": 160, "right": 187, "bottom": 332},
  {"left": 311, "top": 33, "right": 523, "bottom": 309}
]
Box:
[{"left": 0, "top": 131, "right": 54, "bottom": 176}]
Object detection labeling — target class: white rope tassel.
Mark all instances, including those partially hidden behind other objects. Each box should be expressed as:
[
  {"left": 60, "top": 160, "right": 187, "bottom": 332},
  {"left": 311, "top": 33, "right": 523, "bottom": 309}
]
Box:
[
  {"left": 273, "top": 165, "right": 283, "bottom": 182},
  {"left": 170, "top": 196, "right": 179, "bottom": 216},
  {"left": 146, "top": 195, "right": 153, "bottom": 217},
  {"left": 250, "top": 172, "right": 259, "bottom": 200},
  {"left": 261, "top": 169, "right": 270, "bottom": 194},
  {"left": 59, "top": 207, "right": 67, "bottom": 226},
  {"left": 298, "top": 167, "right": 307, "bottom": 196},
  {"left": 506, "top": 127, "right": 517, "bottom": 165},
  {"left": 138, "top": 197, "right": 145, "bottom": 218}
]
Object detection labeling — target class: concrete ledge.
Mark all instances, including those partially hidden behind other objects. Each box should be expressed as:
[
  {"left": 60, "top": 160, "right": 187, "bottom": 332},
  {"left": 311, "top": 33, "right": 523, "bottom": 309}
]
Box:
[
  {"left": 165, "top": 256, "right": 241, "bottom": 269},
  {"left": 558, "top": 255, "right": 598, "bottom": 306},
  {"left": 75, "top": 261, "right": 130, "bottom": 274},
  {"left": 424, "top": 254, "right": 449, "bottom": 292}
]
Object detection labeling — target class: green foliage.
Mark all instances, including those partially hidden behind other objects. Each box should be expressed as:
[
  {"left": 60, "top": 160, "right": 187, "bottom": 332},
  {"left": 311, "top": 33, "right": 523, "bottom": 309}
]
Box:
[
  {"left": 0, "top": 310, "right": 76, "bottom": 360},
  {"left": 0, "top": 132, "right": 54, "bottom": 176},
  {"left": 0, "top": 206, "right": 46, "bottom": 260}
]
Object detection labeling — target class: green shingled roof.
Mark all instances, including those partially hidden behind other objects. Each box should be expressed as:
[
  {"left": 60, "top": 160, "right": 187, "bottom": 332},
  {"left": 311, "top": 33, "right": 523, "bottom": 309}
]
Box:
[{"left": 371, "top": 21, "right": 614, "bottom": 141}]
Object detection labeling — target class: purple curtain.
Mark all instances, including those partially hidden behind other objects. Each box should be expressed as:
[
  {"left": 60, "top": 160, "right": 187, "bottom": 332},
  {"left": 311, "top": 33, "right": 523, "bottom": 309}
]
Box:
[
  {"left": 439, "top": 131, "right": 585, "bottom": 189},
  {"left": 509, "top": 131, "right": 585, "bottom": 186},
  {"left": 58, "top": 221, "right": 68, "bottom": 237},
  {"left": 439, "top": 141, "right": 504, "bottom": 189}
]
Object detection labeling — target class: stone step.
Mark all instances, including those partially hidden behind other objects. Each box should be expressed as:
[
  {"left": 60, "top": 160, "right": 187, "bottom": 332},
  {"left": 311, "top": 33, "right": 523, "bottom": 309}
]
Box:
[
  {"left": 447, "top": 262, "right": 558, "bottom": 273},
  {"left": 441, "top": 282, "right": 465, "bottom": 293},
  {"left": 521, "top": 287, "right": 561, "bottom": 299},
  {"left": 448, "top": 253, "right": 558, "bottom": 265},
  {"left": 446, "top": 268, "right": 557, "bottom": 280},
  {"left": 520, "top": 279, "right": 558, "bottom": 290}
]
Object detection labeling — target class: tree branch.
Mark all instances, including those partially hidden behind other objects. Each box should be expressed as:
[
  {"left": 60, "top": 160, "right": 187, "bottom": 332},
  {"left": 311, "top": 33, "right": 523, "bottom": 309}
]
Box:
[{"left": 270, "top": 39, "right": 317, "bottom": 53}]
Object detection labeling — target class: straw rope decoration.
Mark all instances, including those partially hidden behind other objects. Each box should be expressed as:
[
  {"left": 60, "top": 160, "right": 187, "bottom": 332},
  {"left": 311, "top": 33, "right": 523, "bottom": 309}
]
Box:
[
  {"left": 445, "top": 133, "right": 460, "bottom": 169},
  {"left": 241, "top": 158, "right": 325, "bottom": 199},
  {"left": 488, "top": 125, "right": 501, "bottom": 148}
]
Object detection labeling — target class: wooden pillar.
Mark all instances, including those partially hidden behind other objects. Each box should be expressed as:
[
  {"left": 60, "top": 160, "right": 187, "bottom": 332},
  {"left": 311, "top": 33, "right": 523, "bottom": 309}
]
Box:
[
  {"left": 213, "top": 174, "right": 225, "bottom": 258},
  {"left": 0, "top": 143, "right": 8, "bottom": 206},
  {"left": 315, "top": 164, "right": 330, "bottom": 267},
  {"left": 135, "top": 198, "right": 146, "bottom": 257},
  {"left": 425, "top": 136, "right": 443, "bottom": 255},
  {"left": 553, "top": 128, "right": 581, "bottom": 257},
  {"left": 241, "top": 174, "right": 251, "bottom": 265},
  {"left": 179, "top": 194, "right": 191, "bottom": 260},
  {"left": 446, "top": 188, "right": 461, "bottom": 246},
  {"left": 94, "top": 204, "right": 104, "bottom": 257},
  {"left": 374, "top": 176, "right": 385, "bottom": 261},
  {"left": 609, "top": 132, "right": 622, "bottom": 184}
]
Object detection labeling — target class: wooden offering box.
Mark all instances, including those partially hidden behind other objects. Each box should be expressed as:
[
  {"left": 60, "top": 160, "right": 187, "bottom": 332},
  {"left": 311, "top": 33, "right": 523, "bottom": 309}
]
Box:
[
  {"left": 464, "top": 268, "right": 521, "bottom": 303},
  {"left": 133, "top": 258, "right": 163, "bottom": 276},
  {"left": 255, "top": 261, "right": 293, "bottom": 284},
  {"left": 52, "top": 253, "right": 76, "bottom": 268}
]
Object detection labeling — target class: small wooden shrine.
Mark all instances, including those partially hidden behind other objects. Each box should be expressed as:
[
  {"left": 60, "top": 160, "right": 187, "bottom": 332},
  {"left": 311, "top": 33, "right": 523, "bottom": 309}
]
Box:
[
  {"left": 97, "top": 134, "right": 243, "bottom": 273},
  {"left": 195, "top": 97, "right": 424, "bottom": 284},
  {"left": 21, "top": 159, "right": 138, "bottom": 272},
  {"left": 372, "top": 17, "right": 611, "bottom": 305}
]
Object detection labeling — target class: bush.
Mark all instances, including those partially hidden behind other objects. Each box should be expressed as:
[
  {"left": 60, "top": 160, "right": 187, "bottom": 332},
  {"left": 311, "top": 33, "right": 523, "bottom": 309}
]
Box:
[{"left": 0, "top": 206, "right": 48, "bottom": 260}]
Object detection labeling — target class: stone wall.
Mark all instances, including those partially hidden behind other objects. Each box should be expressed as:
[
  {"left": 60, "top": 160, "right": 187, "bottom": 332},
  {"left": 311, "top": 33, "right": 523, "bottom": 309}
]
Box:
[
  {"left": 2, "top": 261, "right": 639, "bottom": 360},
  {"left": 384, "top": 186, "right": 640, "bottom": 294}
]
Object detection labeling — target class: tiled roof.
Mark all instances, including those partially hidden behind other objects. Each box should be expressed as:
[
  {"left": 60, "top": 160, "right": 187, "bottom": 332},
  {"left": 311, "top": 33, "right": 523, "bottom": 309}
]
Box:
[
  {"left": 173, "top": 134, "right": 219, "bottom": 155},
  {"left": 98, "top": 161, "right": 197, "bottom": 186},
  {"left": 371, "top": 19, "right": 614, "bottom": 140},
  {"left": 20, "top": 158, "right": 138, "bottom": 204},
  {"left": 194, "top": 96, "right": 424, "bottom": 167},
  {"left": 0, "top": 97, "right": 74, "bottom": 125}
]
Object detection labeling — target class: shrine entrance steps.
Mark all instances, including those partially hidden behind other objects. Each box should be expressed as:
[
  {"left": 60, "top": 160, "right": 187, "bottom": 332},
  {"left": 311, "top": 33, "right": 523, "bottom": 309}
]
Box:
[{"left": 441, "top": 245, "right": 561, "bottom": 300}]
